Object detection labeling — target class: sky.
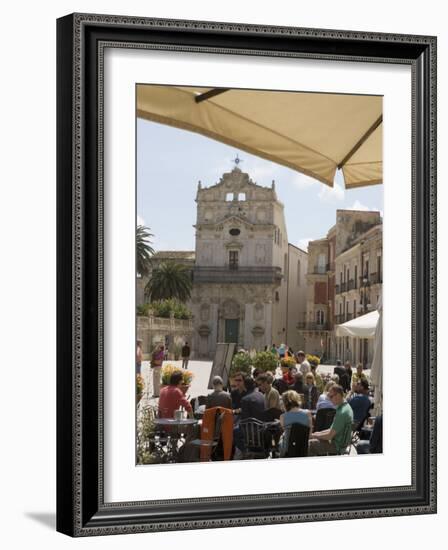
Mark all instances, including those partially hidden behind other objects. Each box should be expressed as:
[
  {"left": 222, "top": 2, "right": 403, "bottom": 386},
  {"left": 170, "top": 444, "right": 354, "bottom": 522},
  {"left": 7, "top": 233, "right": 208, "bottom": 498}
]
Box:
[{"left": 137, "top": 118, "right": 383, "bottom": 253}]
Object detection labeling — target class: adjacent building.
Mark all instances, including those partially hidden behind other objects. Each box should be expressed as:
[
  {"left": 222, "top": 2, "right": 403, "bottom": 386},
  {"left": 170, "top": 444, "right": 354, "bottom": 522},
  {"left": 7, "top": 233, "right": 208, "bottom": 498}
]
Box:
[{"left": 298, "top": 209, "right": 382, "bottom": 367}]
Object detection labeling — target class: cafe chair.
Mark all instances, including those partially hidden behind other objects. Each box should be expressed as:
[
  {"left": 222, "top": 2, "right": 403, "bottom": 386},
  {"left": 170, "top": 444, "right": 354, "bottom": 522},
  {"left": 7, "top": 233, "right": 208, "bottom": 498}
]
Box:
[
  {"left": 314, "top": 407, "right": 336, "bottom": 432},
  {"left": 189, "top": 411, "right": 225, "bottom": 461},
  {"left": 282, "top": 423, "right": 310, "bottom": 458},
  {"left": 239, "top": 418, "right": 270, "bottom": 459}
]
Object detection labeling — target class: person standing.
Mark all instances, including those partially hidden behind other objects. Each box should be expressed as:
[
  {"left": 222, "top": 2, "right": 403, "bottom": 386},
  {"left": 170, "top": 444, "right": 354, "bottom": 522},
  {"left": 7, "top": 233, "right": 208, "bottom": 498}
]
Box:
[
  {"left": 150, "top": 344, "right": 164, "bottom": 397},
  {"left": 296, "top": 351, "right": 311, "bottom": 376},
  {"left": 181, "top": 341, "right": 191, "bottom": 369}
]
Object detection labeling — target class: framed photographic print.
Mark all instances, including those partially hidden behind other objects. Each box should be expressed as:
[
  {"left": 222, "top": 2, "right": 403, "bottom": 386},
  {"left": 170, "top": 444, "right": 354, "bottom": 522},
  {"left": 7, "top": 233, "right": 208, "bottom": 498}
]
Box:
[{"left": 56, "top": 13, "right": 437, "bottom": 536}]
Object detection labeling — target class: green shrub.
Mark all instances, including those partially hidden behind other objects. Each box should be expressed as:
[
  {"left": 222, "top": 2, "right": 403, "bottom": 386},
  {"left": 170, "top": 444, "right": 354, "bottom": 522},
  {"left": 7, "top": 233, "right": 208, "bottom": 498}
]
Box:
[
  {"left": 149, "top": 299, "right": 192, "bottom": 319},
  {"left": 230, "top": 352, "right": 252, "bottom": 376},
  {"left": 280, "top": 356, "right": 297, "bottom": 369},
  {"left": 137, "top": 303, "right": 151, "bottom": 316},
  {"left": 306, "top": 354, "right": 320, "bottom": 366},
  {"left": 253, "top": 351, "right": 278, "bottom": 373}
]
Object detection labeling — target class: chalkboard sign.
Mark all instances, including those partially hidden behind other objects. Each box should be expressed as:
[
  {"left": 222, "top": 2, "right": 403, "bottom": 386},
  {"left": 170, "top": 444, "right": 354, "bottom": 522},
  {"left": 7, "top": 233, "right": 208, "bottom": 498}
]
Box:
[{"left": 207, "top": 343, "right": 235, "bottom": 389}]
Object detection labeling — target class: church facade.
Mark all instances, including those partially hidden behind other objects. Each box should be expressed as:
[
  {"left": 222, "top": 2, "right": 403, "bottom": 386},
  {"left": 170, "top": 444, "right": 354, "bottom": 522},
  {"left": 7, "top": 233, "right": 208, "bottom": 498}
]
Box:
[{"left": 189, "top": 167, "right": 308, "bottom": 358}]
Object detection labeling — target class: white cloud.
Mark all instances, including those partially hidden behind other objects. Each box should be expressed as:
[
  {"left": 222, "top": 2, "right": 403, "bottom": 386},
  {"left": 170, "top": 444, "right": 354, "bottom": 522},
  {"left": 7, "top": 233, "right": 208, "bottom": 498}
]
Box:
[
  {"left": 291, "top": 172, "right": 318, "bottom": 190},
  {"left": 317, "top": 178, "right": 345, "bottom": 202},
  {"left": 137, "top": 214, "right": 146, "bottom": 226},
  {"left": 296, "top": 237, "right": 314, "bottom": 252},
  {"left": 345, "top": 200, "right": 370, "bottom": 211}
]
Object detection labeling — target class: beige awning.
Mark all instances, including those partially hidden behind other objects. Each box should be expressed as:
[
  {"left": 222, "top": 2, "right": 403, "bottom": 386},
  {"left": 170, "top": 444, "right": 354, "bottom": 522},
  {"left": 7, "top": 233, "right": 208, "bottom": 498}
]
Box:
[{"left": 137, "top": 85, "right": 382, "bottom": 188}]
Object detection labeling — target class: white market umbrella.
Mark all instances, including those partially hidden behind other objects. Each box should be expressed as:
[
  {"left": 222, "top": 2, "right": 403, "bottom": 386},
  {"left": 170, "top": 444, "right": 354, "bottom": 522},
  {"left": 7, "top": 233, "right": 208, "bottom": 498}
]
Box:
[
  {"left": 370, "top": 297, "right": 383, "bottom": 413},
  {"left": 335, "top": 310, "right": 379, "bottom": 339},
  {"left": 137, "top": 85, "right": 382, "bottom": 189}
]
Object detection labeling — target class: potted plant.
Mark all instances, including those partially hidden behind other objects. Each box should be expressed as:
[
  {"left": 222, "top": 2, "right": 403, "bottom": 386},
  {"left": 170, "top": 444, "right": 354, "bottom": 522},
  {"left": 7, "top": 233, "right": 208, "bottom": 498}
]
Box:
[
  {"left": 181, "top": 370, "right": 194, "bottom": 395},
  {"left": 229, "top": 351, "right": 252, "bottom": 378},
  {"left": 253, "top": 351, "right": 278, "bottom": 373},
  {"left": 306, "top": 354, "right": 320, "bottom": 366},
  {"left": 280, "top": 355, "right": 297, "bottom": 369},
  {"left": 161, "top": 363, "right": 182, "bottom": 386},
  {"left": 136, "top": 373, "right": 145, "bottom": 404}
]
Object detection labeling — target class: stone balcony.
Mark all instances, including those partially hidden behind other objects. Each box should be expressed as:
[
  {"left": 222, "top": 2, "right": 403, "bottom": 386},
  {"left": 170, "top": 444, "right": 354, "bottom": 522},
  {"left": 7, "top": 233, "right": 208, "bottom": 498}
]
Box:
[
  {"left": 297, "top": 322, "right": 330, "bottom": 331},
  {"left": 192, "top": 265, "right": 283, "bottom": 284}
]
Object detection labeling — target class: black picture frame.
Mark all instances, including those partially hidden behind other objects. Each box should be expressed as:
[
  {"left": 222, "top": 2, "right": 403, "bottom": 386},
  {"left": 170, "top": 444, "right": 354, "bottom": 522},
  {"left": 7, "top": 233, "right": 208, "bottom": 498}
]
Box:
[{"left": 56, "top": 13, "right": 437, "bottom": 537}]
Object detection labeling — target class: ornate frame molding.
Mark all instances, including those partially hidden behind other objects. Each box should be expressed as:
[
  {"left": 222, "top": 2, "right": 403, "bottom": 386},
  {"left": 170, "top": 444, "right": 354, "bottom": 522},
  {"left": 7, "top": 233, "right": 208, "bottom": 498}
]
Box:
[{"left": 57, "top": 13, "right": 436, "bottom": 537}]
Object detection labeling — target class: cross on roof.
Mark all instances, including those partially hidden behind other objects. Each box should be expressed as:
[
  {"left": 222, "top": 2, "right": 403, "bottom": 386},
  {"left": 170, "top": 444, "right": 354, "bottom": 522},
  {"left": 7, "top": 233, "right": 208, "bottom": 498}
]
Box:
[{"left": 233, "top": 154, "right": 243, "bottom": 167}]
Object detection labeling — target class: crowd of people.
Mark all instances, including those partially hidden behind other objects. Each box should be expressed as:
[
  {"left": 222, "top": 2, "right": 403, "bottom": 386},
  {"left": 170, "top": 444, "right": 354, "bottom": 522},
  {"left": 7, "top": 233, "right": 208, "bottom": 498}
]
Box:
[{"left": 152, "top": 345, "right": 381, "bottom": 460}]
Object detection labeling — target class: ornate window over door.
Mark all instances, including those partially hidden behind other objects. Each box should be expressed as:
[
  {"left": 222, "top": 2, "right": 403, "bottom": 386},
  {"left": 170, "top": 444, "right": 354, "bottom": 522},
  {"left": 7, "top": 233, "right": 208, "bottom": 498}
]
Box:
[{"left": 229, "top": 250, "right": 239, "bottom": 270}]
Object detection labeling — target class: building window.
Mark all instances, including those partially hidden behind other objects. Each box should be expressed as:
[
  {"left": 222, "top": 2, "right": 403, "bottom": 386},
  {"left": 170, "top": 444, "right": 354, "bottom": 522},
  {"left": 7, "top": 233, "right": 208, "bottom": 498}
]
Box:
[
  {"left": 354, "top": 265, "right": 358, "bottom": 288},
  {"left": 229, "top": 228, "right": 241, "bottom": 236},
  {"left": 275, "top": 291, "right": 279, "bottom": 302},
  {"left": 316, "top": 310, "right": 325, "bottom": 325},
  {"left": 225, "top": 192, "right": 233, "bottom": 202},
  {"left": 317, "top": 254, "right": 326, "bottom": 274},
  {"left": 238, "top": 192, "right": 246, "bottom": 201},
  {"left": 284, "top": 253, "right": 288, "bottom": 278},
  {"left": 229, "top": 250, "right": 239, "bottom": 270},
  {"left": 297, "top": 260, "right": 301, "bottom": 285},
  {"left": 354, "top": 299, "right": 357, "bottom": 318},
  {"left": 377, "top": 254, "right": 382, "bottom": 281}
]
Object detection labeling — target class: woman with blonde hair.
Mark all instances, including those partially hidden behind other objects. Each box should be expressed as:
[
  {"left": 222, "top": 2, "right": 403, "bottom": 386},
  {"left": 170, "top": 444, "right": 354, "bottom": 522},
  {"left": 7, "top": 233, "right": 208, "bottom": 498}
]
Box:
[{"left": 279, "top": 390, "right": 312, "bottom": 456}]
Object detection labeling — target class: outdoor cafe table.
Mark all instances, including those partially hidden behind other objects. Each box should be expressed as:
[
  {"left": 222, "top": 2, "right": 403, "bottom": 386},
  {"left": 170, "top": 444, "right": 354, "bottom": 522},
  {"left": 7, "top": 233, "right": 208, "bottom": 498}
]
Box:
[
  {"left": 154, "top": 418, "right": 198, "bottom": 434},
  {"left": 153, "top": 418, "right": 199, "bottom": 462}
]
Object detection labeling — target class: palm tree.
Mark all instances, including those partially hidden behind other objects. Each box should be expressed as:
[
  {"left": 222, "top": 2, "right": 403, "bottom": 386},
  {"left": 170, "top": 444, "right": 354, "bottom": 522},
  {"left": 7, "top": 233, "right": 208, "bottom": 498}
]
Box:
[
  {"left": 145, "top": 262, "right": 192, "bottom": 302},
  {"left": 136, "top": 225, "right": 154, "bottom": 276}
]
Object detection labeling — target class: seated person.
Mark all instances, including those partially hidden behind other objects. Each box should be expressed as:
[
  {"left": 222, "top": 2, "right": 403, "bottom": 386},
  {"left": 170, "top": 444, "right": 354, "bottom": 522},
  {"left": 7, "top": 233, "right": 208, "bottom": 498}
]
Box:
[
  {"left": 310, "top": 363, "right": 324, "bottom": 394},
  {"left": 230, "top": 371, "right": 247, "bottom": 412},
  {"left": 282, "top": 365, "right": 297, "bottom": 386},
  {"left": 256, "top": 372, "right": 281, "bottom": 410},
  {"left": 240, "top": 376, "right": 265, "bottom": 421},
  {"left": 158, "top": 371, "right": 193, "bottom": 419},
  {"left": 233, "top": 376, "right": 266, "bottom": 457},
  {"left": 289, "top": 371, "right": 305, "bottom": 394},
  {"left": 347, "top": 379, "right": 373, "bottom": 426},
  {"left": 279, "top": 390, "right": 312, "bottom": 456},
  {"left": 308, "top": 385, "right": 353, "bottom": 456},
  {"left": 351, "top": 362, "right": 369, "bottom": 386},
  {"left": 316, "top": 381, "right": 337, "bottom": 410},
  {"left": 356, "top": 415, "right": 383, "bottom": 454},
  {"left": 334, "top": 360, "right": 350, "bottom": 392},
  {"left": 273, "top": 376, "right": 289, "bottom": 395},
  {"left": 303, "top": 372, "right": 319, "bottom": 410},
  {"left": 206, "top": 375, "right": 232, "bottom": 410}
]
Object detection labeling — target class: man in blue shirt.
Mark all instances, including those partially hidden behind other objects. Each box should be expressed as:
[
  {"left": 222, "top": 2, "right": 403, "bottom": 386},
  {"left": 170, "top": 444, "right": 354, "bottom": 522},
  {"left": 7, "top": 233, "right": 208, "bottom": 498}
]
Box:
[{"left": 347, "top": 379, "right": 372, "bottom": 426}]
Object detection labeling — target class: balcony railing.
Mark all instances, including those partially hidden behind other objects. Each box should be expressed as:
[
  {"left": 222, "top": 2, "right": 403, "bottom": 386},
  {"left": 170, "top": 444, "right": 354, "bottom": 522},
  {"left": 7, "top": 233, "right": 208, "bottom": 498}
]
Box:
[
  {"left": 312, "top": 263, "right": 330, "bottom": 274},
  {"left": 297, "top": 322, "right": 330, "bottom": 331},
  {"left": 335, "top": 313, "right": 354, "bottom": 324},
  {"left": 369, "top": 272, "right": 382, "bottom": 284},
  {"left": 193, "top": 266, "right": 283, "bottom": 284}
]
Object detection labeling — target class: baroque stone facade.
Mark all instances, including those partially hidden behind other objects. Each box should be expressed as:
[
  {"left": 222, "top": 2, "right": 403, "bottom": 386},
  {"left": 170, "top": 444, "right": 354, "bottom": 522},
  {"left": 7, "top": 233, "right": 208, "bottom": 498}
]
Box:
[
  {"left": 190, "top": 167, "right": 308, "bottom": 358},
  {"left": 137, "top": 166, "right": 308, "bottom": 359}
]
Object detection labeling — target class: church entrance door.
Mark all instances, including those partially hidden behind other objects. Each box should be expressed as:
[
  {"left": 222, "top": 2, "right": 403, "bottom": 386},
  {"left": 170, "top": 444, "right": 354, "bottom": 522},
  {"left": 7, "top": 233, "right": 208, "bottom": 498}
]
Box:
[{"left": 224, "top": 319, "right": 239, "bottom": 344}]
